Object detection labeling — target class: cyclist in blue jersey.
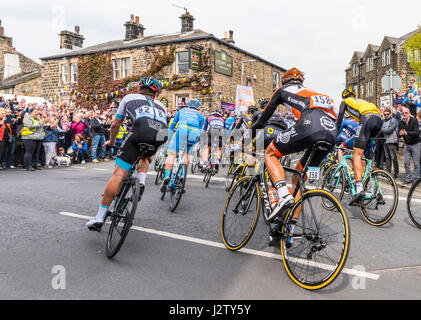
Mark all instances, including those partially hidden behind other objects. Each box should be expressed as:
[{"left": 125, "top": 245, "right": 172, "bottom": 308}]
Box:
[{"left": 161, "top": 99, "right": 205, "bottom": 191}]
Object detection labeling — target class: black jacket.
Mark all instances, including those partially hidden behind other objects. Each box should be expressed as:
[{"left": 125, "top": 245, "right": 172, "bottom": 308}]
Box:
[
  {"left": 398, "top": 117, "right": 421, "bottom": 145},
  {"left": 90, "top": 117, "right": 106, "bottom": 136}
]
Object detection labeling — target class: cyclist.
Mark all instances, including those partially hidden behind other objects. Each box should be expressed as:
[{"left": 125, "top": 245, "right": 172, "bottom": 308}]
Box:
[
  {"left": 336, "top": 86, "right": 382, "bottom": 203},
  {"left": 161, "top": 99, "right": 205, "bottom": 191},
  {"left": 201, "top": 110, "right": 226, "bottom": 172},
  {"left": 87, "top": 77, "right": 168, "bottom": 231},
  {"left": 251, "top": 68, "right": 338, "bottom": 222},
  {"left": 336, "top": 118, "right": 359, "bottom": 163}
]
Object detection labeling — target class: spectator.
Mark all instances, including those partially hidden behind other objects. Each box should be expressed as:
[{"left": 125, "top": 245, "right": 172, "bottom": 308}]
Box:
[
  {"left": 399, "top": 107, "right": 421, "bottom": 184},
  {"left": 0, "top": 108, "right": 12, "bottom": 170},
  {"left": 54, "top": 147, "right": 71, "bottom": 167},
  {"left": 90, "top": 110, "right": 108, "bottom": 164},
  {"left": 71, "top": 113, "right": 88, "bottom": 141},
  {"left": 381, "top": 108, "right": 399, "bottom": 179},
  {"left": 21, "top": 109, "right": 45, "bottom": 171},
  {"left": 43, "top": 116, "right": 59, "bottom": 168},
  {"left": 70, "top": 134, "right": 89, "bottom": 164},
  {"left": 58, "top": 115, "right": 72, "bottom": 150}
]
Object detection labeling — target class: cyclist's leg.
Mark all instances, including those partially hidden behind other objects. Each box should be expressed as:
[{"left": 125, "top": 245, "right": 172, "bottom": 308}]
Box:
[{"left": 163, "top": 130, "right": 181, "bottom": 184}]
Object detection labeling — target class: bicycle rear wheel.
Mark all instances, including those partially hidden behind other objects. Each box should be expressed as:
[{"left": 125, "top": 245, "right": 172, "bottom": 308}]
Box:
[
  {"left": 320, "top": 164, "right": 345, "bottom": 210},
  {"left": 225, "top": 164, "right": 239, "bottom": 192},
  {"left": 360, "top": 169, "right": 398, "bottom": 227},
  {"left": 155, "top": 169, "right": 164, "bottom": 185},
  {"left": 205, "top": 168, "right": 212, "bottom": 188},
  {"left": 169, "top": 165, "right": 187, "bottom": 212},
  {"left": 407, "top": 179, "right": 421, "bottom": 229},
  {"left": 106, "top": 177, "right": 141, "bottom": 259},
  {"left": 221, "top": 177, "right": 260, "bottom": 251},
  {"left": 280, "top": 190, "right": 350, "bottom": 291}
]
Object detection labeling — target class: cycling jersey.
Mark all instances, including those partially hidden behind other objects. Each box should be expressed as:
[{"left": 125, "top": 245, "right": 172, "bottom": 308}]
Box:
[
  {"left": 204, "top": 116, "right": 225, "bottom": 148},
  {"left": 114, "top": 94, "right": 168, "bottom": 171},
  {"left": 337, "top": 98, "right": 381, "bottom": 123},
  {"left": 204, "top": 116, "right": 225, "bottom": 131},
  {"left": 252, "top": 84, "right": 337, "bottom": 130},
  {"left": 168, "top": 107, "right": 205, "bottom": 153}
]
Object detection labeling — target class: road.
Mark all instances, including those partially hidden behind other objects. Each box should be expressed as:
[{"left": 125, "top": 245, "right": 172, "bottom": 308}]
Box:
[{"left": 0, "top": 160, "right": 420, "bottom": 300}]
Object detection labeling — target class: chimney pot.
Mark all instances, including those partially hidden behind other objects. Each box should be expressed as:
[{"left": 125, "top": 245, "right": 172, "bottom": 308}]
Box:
[
  {"left": 75, "top": 25, "right": 80, "bottom": 34},
  {"left": 135, "top": 16, "right": 140, "bottom": 24},
  {"left": 180, "top": 12, "right": 195, "bottom": 34},
  {"left": 130, "top": 14, "right": 135, "bottom": 22},
  {"left": 229, "top": 30, "right": 233, "bottom": 39},
  {"left": 224, "top": 31, "right": 228, "bottom": 39}
]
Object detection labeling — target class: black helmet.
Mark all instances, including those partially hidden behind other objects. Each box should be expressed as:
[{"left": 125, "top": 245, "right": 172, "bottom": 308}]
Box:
[
  {"left": 259, "top": 98, "right": 270, "bottom": 109},
  {"left": 248, "top": 105, "right": 258, "bottom": 115}
]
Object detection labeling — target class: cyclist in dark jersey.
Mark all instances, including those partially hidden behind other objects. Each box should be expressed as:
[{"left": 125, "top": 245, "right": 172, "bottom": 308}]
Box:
[
  {"left": 201, "top": 111, "right": 225, "bottom": 172},
  {"left": 87, "top": 77, "right": 168, "bottom": 231},
  {"left": 252, "top": 68, "right": 338, "bottom": 222}
]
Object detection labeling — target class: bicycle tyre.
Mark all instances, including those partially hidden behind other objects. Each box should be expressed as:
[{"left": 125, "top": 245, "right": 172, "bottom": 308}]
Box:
[
  {"left": 320, "top": 164, "right": 346, "bottom": 210},
  {"left": 360, "top": 169, "right": 398, "bottom": 227},
  {"left": 191, "top": 163, "right": 198, "bottom": 174},
  {"left": 407, "top": 179, "right": 421, "bottom": 229},
  {"left": 169, "top": 165, "right": 187, "bottom": 212},
  {"left": 155, "top": 169, "right": 164, "bottom": 185},
  {"left": 280, "top": 189, "right": 350, "bottom": 291},
  {"left": 225, "top": 164, "right": 238, "bottom": 192},
  {"left": 205, "top": 169, "right": 212, "bottom": 188},
  {"left": 221, "top": 177, "right": 260, "bottom": 251},
  {"left": 106, "top": 177, "right": 140, "bottom": 259}
]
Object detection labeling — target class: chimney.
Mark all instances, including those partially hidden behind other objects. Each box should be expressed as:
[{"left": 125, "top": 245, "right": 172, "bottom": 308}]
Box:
[
  {"left": 0, "top": 20, "right": 13, "bottom": 47},
  {"left": 59, "top": 26, "right": 85, "bottom": 50},
  {"left": 124, "top": 14, "right": 145, "bottom": 41},
  {"left": 180, "top": 11, "right": 195, "bottom": 34},
  {"left": 221, "top": 30, "right": 235, "bottom": 45}
]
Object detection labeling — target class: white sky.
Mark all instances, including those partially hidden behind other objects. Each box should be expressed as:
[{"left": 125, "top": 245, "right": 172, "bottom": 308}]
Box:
[{"left": 2, "top": 0, "right": 420, "bottom": 103}]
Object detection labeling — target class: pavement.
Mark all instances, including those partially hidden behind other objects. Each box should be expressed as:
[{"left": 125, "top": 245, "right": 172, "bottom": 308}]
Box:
[{"left": 0, "top": 159, "right": 421, "bottom": 300}]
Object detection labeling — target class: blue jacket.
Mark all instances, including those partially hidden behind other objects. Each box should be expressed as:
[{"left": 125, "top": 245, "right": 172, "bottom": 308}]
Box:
[
  {"left": 72, "top": 141, "right": 88, "bottom": 152},
  {"left": 225, "top": 116, "right": 236, "bottom": 131},
  {"left": 168, "top": 107, "right": 205, "bottom": 137},
  {"left": 43, "top": 128, "right": 59, "bottom": 143}
]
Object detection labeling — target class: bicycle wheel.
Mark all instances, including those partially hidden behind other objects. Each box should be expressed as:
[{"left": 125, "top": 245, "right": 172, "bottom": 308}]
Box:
[
  {"left": 407, "top": 179, "right": 421, "bottom": 229},
  {"left": 280, "top": 190, "right": 350, "bottom": 291},
  {"left": 169, "top": 165, "right": 187, "bottom": 212},
  {"left": 155, "top": 169, "right": 164, "bottom": 185},
  {"left": 205, "top": 168, "right": 212, "bottom": 188},
  {"left": 360, "top": 169, "right": 398, "bottom": 227},
  {"left": 221, "top": 177, "right": 260, "bottom": 251},
  {"left": 191, "top": 163, "right": 198, "bottom": 174},
  {"left": 106, "top": 177, "right": 141, "bottom": 259},
  {"left": 320, "top": 164, "right": 345, "bottom": 210}
]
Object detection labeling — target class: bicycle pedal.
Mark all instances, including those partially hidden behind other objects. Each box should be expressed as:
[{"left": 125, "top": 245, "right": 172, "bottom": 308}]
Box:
[{"left": 268, "top": 236, "right": 281, "bottom": 248}]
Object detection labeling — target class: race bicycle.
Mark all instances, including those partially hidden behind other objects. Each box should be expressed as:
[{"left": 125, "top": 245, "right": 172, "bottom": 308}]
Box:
[
  {"left": 221, "top": 141, "right": 350, "bottom": 290},
  {"left": 154, "top": 145, "right": 168, "bottom": 185},
  {"left": 103, "top": 144, "right": 155, "bottom": 259},
  {"left": 320, "top": 141, "right": 398, "bottom": 227},
  {"left": 160, "top": 143, "right": 188, "bottom": 212},
  {"left": 406, "top": 179, "right": 421, "bottom": 229}
]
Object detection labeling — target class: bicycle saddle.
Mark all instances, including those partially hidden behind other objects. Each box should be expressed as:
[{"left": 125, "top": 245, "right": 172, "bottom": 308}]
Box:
[
  {"left": 314, "top": 141, "right": 334, "bottom": 151},
  {"left": 138, "top": 143, "right": 156, "bottom": 157}
]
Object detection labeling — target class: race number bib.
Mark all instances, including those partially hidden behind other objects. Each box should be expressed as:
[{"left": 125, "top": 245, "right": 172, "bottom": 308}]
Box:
[
  {"left": 135, "top": 106, "right": 166, "bottom": 123},
  {"left": 307, "top": 167, "right": 321, "bottom": 181},
  {"left": 310, "top": 95, "right": 334, "bottom": 110}
]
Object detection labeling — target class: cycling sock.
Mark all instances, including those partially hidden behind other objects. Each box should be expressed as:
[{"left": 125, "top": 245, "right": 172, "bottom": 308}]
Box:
[
  {"left": 356, "top": 181, "right": 363, "bottom": 194},
  {"left": 275, "top": 181, "right": 290, "bottom": 200},
  {"left": 138, "top": 171, "right": 147, "bottom": 185},
  {"left": 96, "top": 205, "right": 109, "bottom": 222}
]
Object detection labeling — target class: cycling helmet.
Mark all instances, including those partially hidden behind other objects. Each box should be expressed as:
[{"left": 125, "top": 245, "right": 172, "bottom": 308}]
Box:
[
  {"left": 248, "top": 105, "right": 259, "bottom": 115},
  {"left": 282, "top": 68, "right": 305, "bottom": 86},
  {"left": 212, "top": 111, "right": 223, "bottom": 117},
  {"left": 342, "top": 86, "right": 357, "bottom": 99},
  {"left": 187, "top": 99, "right": 202, "bottom": 110},
  {"left": 139, "top": 77, "right": 162, "bottom": 94},
  {"left": 259, "top": 98, "right": 270, "bottom": 109}
]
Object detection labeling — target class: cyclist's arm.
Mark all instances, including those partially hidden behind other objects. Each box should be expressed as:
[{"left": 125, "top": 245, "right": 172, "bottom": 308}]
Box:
[
  {"left": 252, "top": 89, "right": 282, "bottom": 130},
  {"left": 168, "top": 111, "right": 180, "bottom": 137},
  {"left": 336, "top": 101, "right": 347, "bottom": 132},
  {"left": 109, "top": 118, "right": 123, "bottom": 146}
]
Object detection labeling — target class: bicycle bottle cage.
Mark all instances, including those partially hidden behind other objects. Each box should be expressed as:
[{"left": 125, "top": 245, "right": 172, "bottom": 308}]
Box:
[{"left": 138, "top": 143, "right": 156, "bottom": 157}]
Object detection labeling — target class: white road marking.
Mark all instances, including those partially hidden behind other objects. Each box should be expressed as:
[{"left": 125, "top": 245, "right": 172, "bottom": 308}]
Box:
[{"left": 59, "top": 211, "right": 380, "bottom": 281}]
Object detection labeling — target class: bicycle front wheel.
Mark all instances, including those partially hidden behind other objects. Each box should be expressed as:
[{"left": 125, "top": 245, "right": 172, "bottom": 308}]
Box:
[
  {"left": 225, "top": 164, "right": 239, "bottom": 192},
  {"left": 221, "top": 177, "right": 260, "bottom": 251},
  {"left": 280, "top": 190, "right": 350, "bottom": 291},
  {"left": 360, "top": 169, "right": 398, "bottom": 227},
  {"left": 320, "top": 164, "right": 345, "bottom": 210},
  {"left": 407, "top": 179, "right": 421, "bottom": 229},
  {"left": 169, "top": 165, "right": 187, "bottom": 212},
  {"left": 106, "top": 177, "right": 141, "bottom": 259}
]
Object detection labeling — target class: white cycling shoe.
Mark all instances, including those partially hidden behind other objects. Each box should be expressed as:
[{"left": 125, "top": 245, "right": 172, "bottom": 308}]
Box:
[
  {"left": 268, "top": 195, "right": 295, "bottom": 222},
  {"left": 86, "top": 217, "right": 105, "bottom": 232}
]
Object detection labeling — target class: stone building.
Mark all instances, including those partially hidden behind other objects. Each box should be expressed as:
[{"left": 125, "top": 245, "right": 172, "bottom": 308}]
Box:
[
  {"left": 40, "top": 12, "right": 286, "bottom": 111},
  {"left": 345, "top": 29, "right": 420, "bottom": 107},
  {"left": 0, "top": 20, "right": 42, "bottom": 97}
]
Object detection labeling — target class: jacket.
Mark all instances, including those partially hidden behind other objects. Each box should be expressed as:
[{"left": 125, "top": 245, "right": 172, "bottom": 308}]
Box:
[
  {"left": 90, "top": 117, "right": 106, "bottom": 136},
  {"left": 21, "top": 115, "right": 45, "bottom": 141},
  {"left": 43, "top": 127, "right": 59, "bottom": 143},
  {"left": 71, "top": 121, "right": 88, "bottom": 139},
  {"left": 0, "top": 123, "right": 12, "bottom": 142},
  {"left": 381, "top": 117, "right": 398, "bottom": 144},
  {"left": 398, "top": 117, "right": 421, "bottom": 145}
]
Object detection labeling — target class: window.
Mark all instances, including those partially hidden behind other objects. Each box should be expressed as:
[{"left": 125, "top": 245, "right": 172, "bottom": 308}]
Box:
[
  {"left": 122, "top": 58, "right": 131, "bottom": 78},
  {"left": 352, "top": 63, "right": 359, "bottom": 77},
  {"left": 71, "top": 63, "right": 78, "bottom": 83},
  {"left": 176, "top": 52, "right": 189, "bottom": 74},
  {"left": 370, "top": 80, "right": 374, "bottom": 97},
  {"left": 273, "top": 71, "right": 279, "bottom": 89},
  {"left": 176, "top": 94, "right": 189, "bottom": 108},
  {"left": 62, "top": 64, "right": 70, "bottom": 84},
  {"left": 366, "top": 57, "right": 374, "bottom": 72},
  {"left": 246, "top": 78, "right": 252, "bottom": 87},
  {"left": 360, "top": 85, "right": 364, "bottom": 97},
  {"left": 112, "top": 58, "right": 131, "bottom": 80},
  {"left": 113, "top": 59, "right": 121, "bottom": 80},
  {"left": 382, "top": 49, "right": 391, "bottom": 67},
  {"left": 366, "top": 82, "right": 370, "bottom": 98}
]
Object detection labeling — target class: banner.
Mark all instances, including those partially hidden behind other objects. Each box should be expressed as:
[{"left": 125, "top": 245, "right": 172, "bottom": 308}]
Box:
[
  {"left": 235, "top": 85, "right": 254, "bottom": 114},
  {"left": 215, "top": 50, "right": 233, "bottom": 77},
  {"left": 221, "top": 102, "right": 235, "bottom": 113}
]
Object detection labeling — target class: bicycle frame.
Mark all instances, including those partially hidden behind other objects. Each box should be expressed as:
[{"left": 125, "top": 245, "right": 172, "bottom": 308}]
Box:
[{"left": 168, "top": 144, "right": 188, "bottom": 191}]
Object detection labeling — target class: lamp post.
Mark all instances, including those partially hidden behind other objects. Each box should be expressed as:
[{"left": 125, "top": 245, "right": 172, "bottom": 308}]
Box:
[{"left": 241, "top": 60, "right": 256, "bottom": 86}]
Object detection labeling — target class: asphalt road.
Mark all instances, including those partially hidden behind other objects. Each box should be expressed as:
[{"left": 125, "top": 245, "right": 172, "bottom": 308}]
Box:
[{"left": 0, "top": 159, "right": 421, "bottom": 300}]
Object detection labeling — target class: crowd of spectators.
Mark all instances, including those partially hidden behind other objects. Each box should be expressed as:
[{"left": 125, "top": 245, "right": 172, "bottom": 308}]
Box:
[{"left": 0, "top": 95, "right": 126, "bottom": 171}]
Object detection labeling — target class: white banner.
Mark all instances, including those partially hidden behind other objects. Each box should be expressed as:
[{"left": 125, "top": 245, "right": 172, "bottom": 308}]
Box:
[{"left": 235, "top": 85, "right": 254, "bottom": 114}]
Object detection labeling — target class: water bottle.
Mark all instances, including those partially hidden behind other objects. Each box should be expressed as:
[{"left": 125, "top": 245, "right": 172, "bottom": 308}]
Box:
[{"left": 268, "top": 187, "right": 279, "bottom": 210}]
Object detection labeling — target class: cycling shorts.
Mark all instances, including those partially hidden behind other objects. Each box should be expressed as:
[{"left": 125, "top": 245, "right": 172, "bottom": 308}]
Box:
[
  {"left": 269, "top": 109, "right": 337, "bottom": 167},
  {"left": 252, "top": 124, "right": 285, "bottom": 152},
  {"left": 168, "top": 126, "right": 201, "bottom": 154},
  {"left": 354, "top": 113, "right": 382, "bottom": 150},
  {"left": 207, "top": 129, "right": 224, "bottom": 148},
  {"left": 116, "top": 117, "right": 168, "bottom": 171},
  {"left": 342, "top": 138, "right": 375, "bottom": 157}
]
